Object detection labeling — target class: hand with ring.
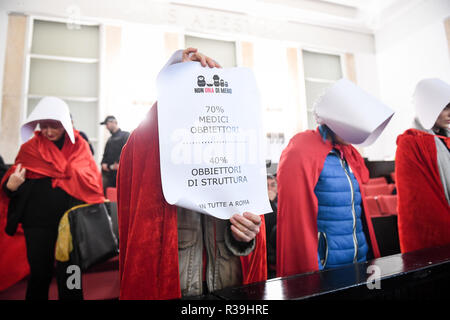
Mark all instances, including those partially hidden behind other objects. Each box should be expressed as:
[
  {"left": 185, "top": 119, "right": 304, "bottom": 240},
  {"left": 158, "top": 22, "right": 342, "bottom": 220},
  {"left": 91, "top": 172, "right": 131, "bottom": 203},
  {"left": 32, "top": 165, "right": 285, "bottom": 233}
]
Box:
[{"left": 229, "top": 212, "right": 262, "bottom": 243}]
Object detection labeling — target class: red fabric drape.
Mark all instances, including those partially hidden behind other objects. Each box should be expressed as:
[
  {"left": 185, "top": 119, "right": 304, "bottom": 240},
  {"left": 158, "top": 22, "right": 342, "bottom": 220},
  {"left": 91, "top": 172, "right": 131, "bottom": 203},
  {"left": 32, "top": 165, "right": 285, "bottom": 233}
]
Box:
[
  {"left": 396, "top": 129, "right": 450, "bottom": 253},
  {"left": 276, "top": 129, "right": 380, "bottom": 277},
  {"left": 0, "top": 130, "right": 104, "bottom": 291},
  {"left": 117, "top": 104, "right": 266, "bottom": 300}
]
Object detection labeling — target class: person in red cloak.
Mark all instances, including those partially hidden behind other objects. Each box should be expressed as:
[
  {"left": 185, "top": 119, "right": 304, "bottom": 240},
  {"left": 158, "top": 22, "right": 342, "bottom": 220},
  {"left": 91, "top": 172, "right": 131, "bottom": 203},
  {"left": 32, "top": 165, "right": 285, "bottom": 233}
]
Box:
[
  {"left": 277, "top": 79, "right": 394, "bottom": 277},
  {"left": 396, "top": 78, "right": 450, "bottom": 253},
  {"left": 117, "top": 48, "right": 267, "bottom": 300},
  {"left": 0, "top": 96, "right": 104, "bottom": 299}
]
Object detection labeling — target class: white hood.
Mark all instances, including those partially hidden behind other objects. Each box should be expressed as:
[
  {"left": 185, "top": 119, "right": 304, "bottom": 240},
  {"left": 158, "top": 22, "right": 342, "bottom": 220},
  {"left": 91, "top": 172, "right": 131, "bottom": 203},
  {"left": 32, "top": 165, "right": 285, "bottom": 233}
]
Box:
[
  {"left": 314, "top": 78, "right": 394, "bottom": 146},
  {"left": 413, "top": 78, "right": 450, "bottom": 130},
  {"left": 21, "top": 96, "right": 74, "bottom": 144}
]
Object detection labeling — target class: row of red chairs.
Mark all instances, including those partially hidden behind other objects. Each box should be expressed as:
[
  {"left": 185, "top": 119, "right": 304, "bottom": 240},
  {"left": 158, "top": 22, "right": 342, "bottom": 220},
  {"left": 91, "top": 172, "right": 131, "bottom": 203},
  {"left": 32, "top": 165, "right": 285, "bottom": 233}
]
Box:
[
  {"left": 364, "top": 174, "right": 397, "bottom": 216},
  {"left": 365, "top": 195, "right": 397, "bottom": 217},
  {"left": 106, "top": 187, "right": 117, "bottom": 202},
  {"left": 365, "top": 176, "right": 388, "bottom": 185},
  {"left": 106, "top": 182, "right": 397, "bottom": 216},
  {"left": 365, "top": 173, "right": 396, "bottom": 186},
  {"left": 362, "top": 183, "right": 395, "bottom": 197}
]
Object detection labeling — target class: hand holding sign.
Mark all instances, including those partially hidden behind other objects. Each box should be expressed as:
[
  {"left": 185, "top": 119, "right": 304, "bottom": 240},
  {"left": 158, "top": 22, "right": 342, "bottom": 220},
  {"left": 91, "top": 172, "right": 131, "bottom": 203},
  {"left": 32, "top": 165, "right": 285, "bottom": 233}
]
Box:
[
  {"left": 182, "top": 47, "right": 222, "bottom": 68},
  {"left": 230, "top": 212, "right": 262, "bottom": 243}
]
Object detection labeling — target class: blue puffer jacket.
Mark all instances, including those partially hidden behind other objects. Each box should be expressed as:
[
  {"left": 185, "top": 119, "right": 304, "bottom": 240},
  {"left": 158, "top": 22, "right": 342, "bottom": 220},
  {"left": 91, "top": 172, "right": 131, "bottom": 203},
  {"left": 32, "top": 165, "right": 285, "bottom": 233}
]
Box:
[{"left": 314, "top": 147, "right": 369, "bottom": 270}]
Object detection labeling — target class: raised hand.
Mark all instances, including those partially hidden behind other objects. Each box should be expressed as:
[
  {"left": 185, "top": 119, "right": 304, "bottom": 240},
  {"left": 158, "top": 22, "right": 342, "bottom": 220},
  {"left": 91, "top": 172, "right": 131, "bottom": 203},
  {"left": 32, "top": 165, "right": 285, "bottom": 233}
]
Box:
[{"left": 6, "top": 163, "right": 26, "bottom": 192}]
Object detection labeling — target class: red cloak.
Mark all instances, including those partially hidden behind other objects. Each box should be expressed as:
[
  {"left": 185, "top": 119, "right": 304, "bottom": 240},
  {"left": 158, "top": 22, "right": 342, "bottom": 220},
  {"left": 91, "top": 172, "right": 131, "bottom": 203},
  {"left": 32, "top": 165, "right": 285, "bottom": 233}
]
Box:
[
  {"left": 0, "top": 130, "right": 105, "bottom": 291},
  {"left": 395, "top": 129, "right": 450, "bottom": 253},
  {"left": 276, "top": 129, "right": 380, "bottom": 277},
  {"left": 117, "top": 104, "right": 267, "bottom": 300}
]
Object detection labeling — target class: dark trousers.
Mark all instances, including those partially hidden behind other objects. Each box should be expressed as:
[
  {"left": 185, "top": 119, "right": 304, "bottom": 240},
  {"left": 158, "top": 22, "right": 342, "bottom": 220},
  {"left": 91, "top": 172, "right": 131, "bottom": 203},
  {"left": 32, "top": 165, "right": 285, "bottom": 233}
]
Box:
[
  {"left": 102, "top": 170, "right": 117, "bottom": 195},
  {"left": 23, "top": 227, "right": 83, "bottom": 300}
]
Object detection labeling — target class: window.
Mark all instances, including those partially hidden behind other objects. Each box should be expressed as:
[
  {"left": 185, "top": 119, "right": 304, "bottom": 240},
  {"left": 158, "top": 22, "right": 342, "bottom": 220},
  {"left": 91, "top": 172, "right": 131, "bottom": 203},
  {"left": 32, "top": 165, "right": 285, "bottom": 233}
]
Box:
[
  {"left": 302, "top": 50, "right": 342, "bottom": 129},
  {"left": 184, "top": 35, "right": 236, "bottom": 68},
  {"left": 253, "top": 41, "right": 290, "bottom": 162},
  {"left": 26, "top": 19, "right": 100, "bottom": 155}
]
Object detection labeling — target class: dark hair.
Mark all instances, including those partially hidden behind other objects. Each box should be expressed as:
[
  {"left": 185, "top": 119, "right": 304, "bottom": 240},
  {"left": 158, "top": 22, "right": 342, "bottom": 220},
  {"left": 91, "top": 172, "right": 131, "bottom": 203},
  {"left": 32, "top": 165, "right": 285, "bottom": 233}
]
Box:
[{"left": 320, "top": 124, "right": 338, "bottom": 145}]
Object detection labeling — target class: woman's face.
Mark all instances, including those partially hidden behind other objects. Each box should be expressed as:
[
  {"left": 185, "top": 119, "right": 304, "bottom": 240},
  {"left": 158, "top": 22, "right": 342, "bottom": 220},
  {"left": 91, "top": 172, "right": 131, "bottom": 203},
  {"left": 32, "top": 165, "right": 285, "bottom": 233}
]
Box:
[
  {"left": 39, "top": 120, "right": 65, "bottom": 141},
  {"left": 434, "top": 103, "right": 450, "bottom": 131}
]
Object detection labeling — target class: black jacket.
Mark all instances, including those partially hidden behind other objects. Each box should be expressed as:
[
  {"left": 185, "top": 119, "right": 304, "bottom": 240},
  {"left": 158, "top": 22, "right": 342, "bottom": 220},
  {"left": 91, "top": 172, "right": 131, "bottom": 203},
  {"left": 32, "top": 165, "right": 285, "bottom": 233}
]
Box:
[
  {"left": 0, "top": 156, "right": 7, "bottom": 183},
  {"left": 79, "top": 130, "right": 95, "bottom": 155},
  {"left": 101, "top": 129, "right": 130, "bottom": 166},
  {"left": 2, "top": 137, "right": 82, "bottom": 235},
  {"left": 3, "top": 179, "right": 82, "bottom": 234}
]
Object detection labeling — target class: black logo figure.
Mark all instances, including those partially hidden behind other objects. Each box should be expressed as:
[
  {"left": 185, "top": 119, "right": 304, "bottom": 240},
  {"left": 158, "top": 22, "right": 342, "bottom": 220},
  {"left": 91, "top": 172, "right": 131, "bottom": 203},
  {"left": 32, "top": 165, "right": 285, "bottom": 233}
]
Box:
[
  {"left": 213, "top": 75, "right": 220, "bottom": 87},
  {"left": 197, "top": 75, "right": 206, "bottom": 87},
  {"left": 196, "top": 75, "right": 229, "bottom": 89}
]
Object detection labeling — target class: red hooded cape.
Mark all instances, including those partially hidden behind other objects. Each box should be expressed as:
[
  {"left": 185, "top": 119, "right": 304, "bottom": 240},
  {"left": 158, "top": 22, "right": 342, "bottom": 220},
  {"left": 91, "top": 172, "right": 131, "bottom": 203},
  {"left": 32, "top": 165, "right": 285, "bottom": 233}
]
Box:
[
  {"left": 276, "top": 129, "right": 380, "bottom": 277},
  {"left": 395, "top": 129, "right": 450, "bottom": 253},
  {"left": 0, "top": 130, "right": 105, "bottom": 291},
  {"left": 117, "top": 104, "right": 267, "bottom": 300}
]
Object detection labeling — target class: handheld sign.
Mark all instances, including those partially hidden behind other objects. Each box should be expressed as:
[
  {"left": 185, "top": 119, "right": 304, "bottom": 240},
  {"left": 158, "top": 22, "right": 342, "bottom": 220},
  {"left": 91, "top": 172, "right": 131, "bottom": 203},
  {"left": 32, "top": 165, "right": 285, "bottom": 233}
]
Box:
[{"left": 157, "top": 61, "right": 271, "bottom": 219}]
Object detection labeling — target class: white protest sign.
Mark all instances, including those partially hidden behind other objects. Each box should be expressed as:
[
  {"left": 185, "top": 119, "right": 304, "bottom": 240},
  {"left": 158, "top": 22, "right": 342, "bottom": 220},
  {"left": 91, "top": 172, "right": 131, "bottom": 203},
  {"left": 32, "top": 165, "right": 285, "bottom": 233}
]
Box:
[{"left": 157, "top": 61, "right": 272, "bottom": 219}]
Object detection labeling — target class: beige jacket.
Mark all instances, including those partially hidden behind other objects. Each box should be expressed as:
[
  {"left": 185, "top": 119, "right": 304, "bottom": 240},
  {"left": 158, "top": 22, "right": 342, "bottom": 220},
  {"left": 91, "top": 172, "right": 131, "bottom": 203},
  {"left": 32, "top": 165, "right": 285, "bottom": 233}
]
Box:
[{"left": 177, "top": 207, "right": 255, "bottom": 297}]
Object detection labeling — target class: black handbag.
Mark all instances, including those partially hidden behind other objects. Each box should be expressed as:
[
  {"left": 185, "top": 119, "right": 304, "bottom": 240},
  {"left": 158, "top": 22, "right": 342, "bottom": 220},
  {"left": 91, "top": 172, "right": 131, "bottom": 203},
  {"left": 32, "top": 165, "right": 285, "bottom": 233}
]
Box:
[
  {"left": 68, "top": 202, "right": 119, "bottom": 271},
  {"left": 104, "top": 201, "right": 119, "bottom": 241}
]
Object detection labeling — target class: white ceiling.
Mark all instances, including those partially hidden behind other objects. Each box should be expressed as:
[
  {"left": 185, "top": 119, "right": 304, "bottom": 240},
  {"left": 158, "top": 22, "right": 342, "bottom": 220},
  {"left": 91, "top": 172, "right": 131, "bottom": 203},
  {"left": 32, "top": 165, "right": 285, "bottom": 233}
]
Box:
[
  {"left": 0, "top": 0, "right": 422, "bottom": 34},
  {"left": 320, "top": 0, "right": 401, "bottom": 16},
  {"left": 277, "top": 0, "right": 398, "bottom": 12},
  {"left": 169, "top": 0, "right": 418, "bottom": 33},
  {"left": 320, "top": 0, "right": 389, "bottom": 9},
  {"left": 168, "top": 0, "right": 418, "bottom": 33}
]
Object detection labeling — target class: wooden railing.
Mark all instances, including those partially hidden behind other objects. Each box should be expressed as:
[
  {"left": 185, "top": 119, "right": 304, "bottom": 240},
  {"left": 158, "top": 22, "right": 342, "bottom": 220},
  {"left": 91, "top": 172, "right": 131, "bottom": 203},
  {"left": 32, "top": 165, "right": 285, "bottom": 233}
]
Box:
[{"left": 206, "top": 244, "right": 450, "bottom": 300}]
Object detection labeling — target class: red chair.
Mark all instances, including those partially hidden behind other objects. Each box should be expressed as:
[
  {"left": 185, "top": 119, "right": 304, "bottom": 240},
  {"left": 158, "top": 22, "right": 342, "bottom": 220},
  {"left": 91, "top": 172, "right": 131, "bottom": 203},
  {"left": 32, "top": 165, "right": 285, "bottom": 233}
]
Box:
[
  {"left": 366, "top": 177, "right": 387, "bottom": 186},
  {"left": 390, "top": 172, "right": 396, "bottom": 183},
  {"left": 365, "top": 196, "right": 382, "bottom": 217},
  {"left": 377, "top": 195, "right": 398, "bottom": 215},
  {"left": 362, "top": 184, "right": 395, "bottom": 197},
  {"left": 106, "top": 187, "right": 117, "bottom": 202}
]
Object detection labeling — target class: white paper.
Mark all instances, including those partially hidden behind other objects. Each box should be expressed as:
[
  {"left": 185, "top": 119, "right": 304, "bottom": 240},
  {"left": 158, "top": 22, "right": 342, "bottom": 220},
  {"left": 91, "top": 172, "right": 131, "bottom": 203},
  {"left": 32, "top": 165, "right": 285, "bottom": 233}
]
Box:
[
  {"left": 315, "top": 78, "right": 394, "bottom": 147},
  {"left": 414, "top": 78, "right": 450, "bottom": 130},
  {"left": 21, "top": 96, "right": 74, "bottom": 144},
  {"left": 157, "top": 62, "right": 272, "bottom": 219}
]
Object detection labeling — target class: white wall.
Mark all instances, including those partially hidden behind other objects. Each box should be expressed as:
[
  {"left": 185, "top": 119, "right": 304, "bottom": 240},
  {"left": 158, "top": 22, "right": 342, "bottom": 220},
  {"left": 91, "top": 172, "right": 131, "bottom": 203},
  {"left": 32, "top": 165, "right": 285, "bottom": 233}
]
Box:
[
  {"left": 0, "top": 0, "right": 382, "bottom": 164},
  {"left": 0, "top": 0, "right": 376, "bottom": 54},
  {"left": 0, "top": 10, "right": 9, "bottom": 130},
  {"left": 364, "top": 0, "right": 450, "bottom": 160},
  {"left": 354, "top": 53, "right": 381, "bottom": 98},
  {"left": 112, "top": 23, "right": 166, "bottom": 133}
]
